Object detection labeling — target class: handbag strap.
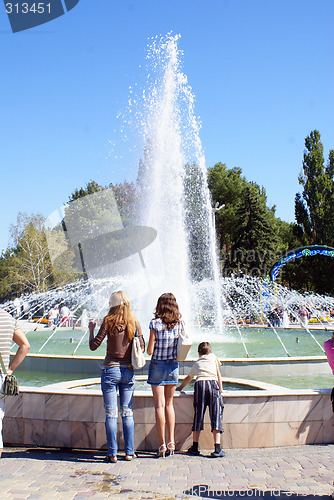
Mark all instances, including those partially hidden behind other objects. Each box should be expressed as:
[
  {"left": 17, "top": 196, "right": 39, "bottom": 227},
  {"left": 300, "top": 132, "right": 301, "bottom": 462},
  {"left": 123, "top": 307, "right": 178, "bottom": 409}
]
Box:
[{"left": 0, "top": 352, "right": 7, "bottom": 375}]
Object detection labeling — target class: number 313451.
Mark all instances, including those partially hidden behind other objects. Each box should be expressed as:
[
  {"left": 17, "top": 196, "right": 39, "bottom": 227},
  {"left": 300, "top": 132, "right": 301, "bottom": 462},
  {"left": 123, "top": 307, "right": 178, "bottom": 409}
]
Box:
[{"left": 5, "top": 3, "right": 51, "bottom": 14}]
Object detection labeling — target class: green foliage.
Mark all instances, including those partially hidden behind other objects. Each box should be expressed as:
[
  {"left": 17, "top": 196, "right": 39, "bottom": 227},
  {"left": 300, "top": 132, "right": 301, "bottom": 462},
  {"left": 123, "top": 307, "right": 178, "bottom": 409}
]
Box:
[
  {"left": 229, "top": 183, "right": 279, "bottom": 276},
  {"left": 59, "top": 180, "right": 138, "bottom": 277},
  {"left": 68, "top": 180, "right": 137, "bottom": 225},
  {"left": 1, "top": 131, "right": 333, "bottom": 300},
  {"left": 0, "top": 249, "right": 17, "bottom": 299},
  {"left": 206, "top": 131, "right": 334, "bottom": 292},
  {"left": 68, "top": 180, "right": 103, "bottom": 201},
  {"left": 7, "top": 212, "right": 53, "bottom": 294},
  {"left": 208, "top": 163, "right": 283, "bottom": 277},
  {"left": 292, "top": 130, "right": 334, "bottom": 293},
  {"left": 109, "top": 181, "right": 137, "bottom": 225},
  {"left": 0, "top": 179, "right": 138, "bottom": 300},
  {"left": 207, "top": 163, "right": 247, "bottom": 254},
  {"left": 295, "top": 130, "right": 334, "bottom": 244}
]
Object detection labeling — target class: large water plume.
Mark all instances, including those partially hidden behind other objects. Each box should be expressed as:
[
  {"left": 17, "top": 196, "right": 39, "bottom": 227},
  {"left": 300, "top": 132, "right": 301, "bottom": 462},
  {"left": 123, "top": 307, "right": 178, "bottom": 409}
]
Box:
[{"left": 133, "top": 33, "right": 222, "bottom": 330}]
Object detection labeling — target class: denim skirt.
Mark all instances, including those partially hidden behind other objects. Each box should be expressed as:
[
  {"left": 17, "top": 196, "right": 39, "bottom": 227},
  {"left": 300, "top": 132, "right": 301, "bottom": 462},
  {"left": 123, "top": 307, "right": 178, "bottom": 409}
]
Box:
[{"left": 147, "top": 359, "right": 179, "bottom": 386}]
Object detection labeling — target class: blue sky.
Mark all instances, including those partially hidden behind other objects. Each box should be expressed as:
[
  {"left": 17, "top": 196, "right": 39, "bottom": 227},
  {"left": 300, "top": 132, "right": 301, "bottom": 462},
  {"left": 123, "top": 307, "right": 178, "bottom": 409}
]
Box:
[{"left": 0, "top": 0, "right": 333, "bottom": 252}]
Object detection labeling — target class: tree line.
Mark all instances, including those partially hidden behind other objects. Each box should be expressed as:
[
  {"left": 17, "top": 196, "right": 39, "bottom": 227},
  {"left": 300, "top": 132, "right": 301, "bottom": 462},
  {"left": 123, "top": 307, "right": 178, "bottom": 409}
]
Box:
[
  {"left": 1, "top": 130, "right": 333, "bottom": 300},
  {"left": 208, "top": 130, "right": 334, "bottom": 294}
]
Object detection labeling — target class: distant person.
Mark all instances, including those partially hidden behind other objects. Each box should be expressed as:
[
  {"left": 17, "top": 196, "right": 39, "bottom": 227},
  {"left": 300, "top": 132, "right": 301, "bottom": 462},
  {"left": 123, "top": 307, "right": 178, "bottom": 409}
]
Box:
[
  {"left": 282, "top": 309, "right": 290, "bottom": 328},
  {"left": 48, "top": 306, "right": 58, "bottom": 326},
  {"left": 89, "top": 291, "right": 144, "bottom": 463},
  {"left": 324, "top": 332, "right": 334, "bottom": 374},
  {"left": 298, "top": 306, "right": 310, "bottom": 328},
  {"left": 13, "top": 298, "right": 20, "bottom": 319},
  {"left": 60, "top": 304, "right": 70, "bottom": 327},
  {"left": 0, "top": 309, "right": 30, "bottom": 457},
  {"left": 54, "top": 305, "right": 60, "bottom": 326},
  {"left": 147, "top": 293, "right": 184, "bottom": 458},
  {"left": 176, "top": 341, "right": 225, "bottom": 458},
  {"left": 268, "top": 307, "right": 280, "bottom": 327}
]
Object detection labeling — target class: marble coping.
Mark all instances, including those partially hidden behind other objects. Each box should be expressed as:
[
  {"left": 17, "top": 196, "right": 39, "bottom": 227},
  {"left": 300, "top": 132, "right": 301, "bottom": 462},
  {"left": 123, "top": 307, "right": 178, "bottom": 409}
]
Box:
[
  {"left": 12, "top": 384, "right": 332, "bottom": 398},
  {"left": 15, "top": 353, "right": 328, "bottom": 361},
  {"left": 39, "top": 375, "right": 286, "bottom": 392}
]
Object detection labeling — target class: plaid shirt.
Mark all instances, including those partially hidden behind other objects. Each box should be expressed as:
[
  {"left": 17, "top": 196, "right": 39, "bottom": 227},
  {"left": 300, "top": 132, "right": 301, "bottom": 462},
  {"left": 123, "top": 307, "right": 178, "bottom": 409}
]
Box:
[{"left": 149, "top": 318, "right": 184, "bottom": 360}]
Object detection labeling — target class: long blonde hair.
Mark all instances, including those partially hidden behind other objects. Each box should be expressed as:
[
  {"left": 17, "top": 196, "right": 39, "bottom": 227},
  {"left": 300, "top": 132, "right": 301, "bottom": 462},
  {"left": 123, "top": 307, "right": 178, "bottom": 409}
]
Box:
[{"left": 105, "top": 291, "right": 139, "bottom": 339}]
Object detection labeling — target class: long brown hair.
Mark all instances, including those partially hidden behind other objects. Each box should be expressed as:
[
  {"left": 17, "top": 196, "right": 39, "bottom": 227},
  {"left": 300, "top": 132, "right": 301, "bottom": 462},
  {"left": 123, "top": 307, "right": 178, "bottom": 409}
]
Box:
[
  {"left": 105, "top": 291, "right": 139, "bottom": 339},
  {"left": 154, "top": 292, "right": 182, "bottom": 330}
]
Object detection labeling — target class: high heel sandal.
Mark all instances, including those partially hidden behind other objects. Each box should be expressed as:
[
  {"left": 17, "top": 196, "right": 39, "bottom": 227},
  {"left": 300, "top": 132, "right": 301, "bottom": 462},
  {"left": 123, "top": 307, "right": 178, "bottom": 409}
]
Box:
[
  {"left": 167, "top": 442, "right": 175, "bottom": 456},
  {"left": 105, "top": 455, "right": 117, "bottom": 463},
  {"left": 157, "top": 444, "right": 167, "bottom": 458}
]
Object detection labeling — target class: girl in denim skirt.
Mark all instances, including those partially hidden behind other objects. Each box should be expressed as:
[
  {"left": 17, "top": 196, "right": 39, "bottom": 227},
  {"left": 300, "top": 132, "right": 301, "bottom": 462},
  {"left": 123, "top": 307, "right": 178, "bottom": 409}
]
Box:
[{"left": 147, "top": 293, "right": 184, "bottom": 457}]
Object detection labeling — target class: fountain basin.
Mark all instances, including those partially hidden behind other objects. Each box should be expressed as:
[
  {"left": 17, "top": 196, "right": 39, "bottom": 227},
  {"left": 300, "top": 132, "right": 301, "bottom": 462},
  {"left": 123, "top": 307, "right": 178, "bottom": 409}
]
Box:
[
  {"left": 12, "top": 353, "right": 333, "bottom": 390},
  {"left": 4, "top": 355, "right": 334, "bottom": 450},
  {"left": 15, "top": 325, "right": 332, "bottom": 358},
  {"left": 4, "top": 383, "right": 333, "bottom": 450},
  {"left": 5, "top": 325, "right": 333, "bottom": 449},
  {"left": 39, "top": 375, "right": 281, "bottom": 392}
]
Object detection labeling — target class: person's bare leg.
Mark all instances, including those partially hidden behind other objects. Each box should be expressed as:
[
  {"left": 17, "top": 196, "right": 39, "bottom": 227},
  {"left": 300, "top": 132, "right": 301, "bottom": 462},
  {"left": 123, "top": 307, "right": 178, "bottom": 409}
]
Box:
[
  {"left": 0, "top": 448, "right": 2, "bottom": 458},
  {"left": 164, "top": 385, "right": 176, "bottom": 446},
  {"left": 213, "top": 429, "right": 221, "bottom": 445},
  {"left": 192, "top": 430, "right": 200, "bottom": 442},
  {"left": 152, "top": 385, "right": 166, "bottom": 446},
  {"left": 212, "top": 429, "right": 225, "bottom": 457}
]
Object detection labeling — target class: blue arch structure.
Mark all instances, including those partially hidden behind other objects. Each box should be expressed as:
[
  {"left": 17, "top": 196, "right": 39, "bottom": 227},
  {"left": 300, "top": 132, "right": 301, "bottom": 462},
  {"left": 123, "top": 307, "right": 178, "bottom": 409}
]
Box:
[{"left": 269, "top": 245, "right": 334, "bottom": 282}]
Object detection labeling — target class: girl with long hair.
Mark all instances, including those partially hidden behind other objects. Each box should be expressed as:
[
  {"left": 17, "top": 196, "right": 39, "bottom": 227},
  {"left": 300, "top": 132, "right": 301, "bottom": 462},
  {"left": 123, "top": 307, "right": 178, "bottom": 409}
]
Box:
[
  {"left": 147, "top": 292, "right": 184, "bottom": 457},
  {"left": 89, "top": 291, "right": 145, "bottom": 463}
]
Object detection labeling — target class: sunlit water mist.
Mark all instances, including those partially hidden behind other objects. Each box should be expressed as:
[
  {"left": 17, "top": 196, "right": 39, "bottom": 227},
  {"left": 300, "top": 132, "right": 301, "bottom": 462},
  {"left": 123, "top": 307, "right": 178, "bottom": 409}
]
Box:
[{"left": 132, "top": 33, "right": 223, "bottom": 331}]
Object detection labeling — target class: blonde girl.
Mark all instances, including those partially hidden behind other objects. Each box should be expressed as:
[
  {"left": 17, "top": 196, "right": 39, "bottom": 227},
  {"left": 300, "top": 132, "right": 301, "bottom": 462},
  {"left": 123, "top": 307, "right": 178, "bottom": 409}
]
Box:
[{"left": 89, "top": 291, "right": 145, "bottom": 463}]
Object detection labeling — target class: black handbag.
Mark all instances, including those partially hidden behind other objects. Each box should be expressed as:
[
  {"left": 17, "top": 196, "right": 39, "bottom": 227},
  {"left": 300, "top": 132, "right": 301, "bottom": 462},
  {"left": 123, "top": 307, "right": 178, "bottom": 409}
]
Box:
[
  {"left": 331, "top": 387, "right": 334, "bottom": 413},
  {"left": 0, "top": 353, "right": 19, "bottom": 396}
]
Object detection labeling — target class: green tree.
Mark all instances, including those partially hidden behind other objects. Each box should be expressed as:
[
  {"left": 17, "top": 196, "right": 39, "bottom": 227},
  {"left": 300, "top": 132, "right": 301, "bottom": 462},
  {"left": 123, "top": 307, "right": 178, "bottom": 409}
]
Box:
[
  {"left": 8, "top": 213, "right": 53, "bottom": 294},
  {"left": 68, "top": 180, "right": 103, "bottom": 202},
  {"left": 229, "top": 184, "right": 279, "bottom": 276},
  {"left": 68, "top": 179, "right": 137, "bottom": 225},
  {"left": 60, "top": 180, "right": 138, "bottom": 277},
  {"left": 0, "top": 249, "right": 18, "bottom": 300},
  {"left": 207, "top": 163, "right": 249, "bottom": 259},
  {"left": 208, "top": 163, "right": 283, "bottom": 277},
  {"left": 295, "top": 130, "right": 334, "bottom": 244},
  {"left": 109, "top": 180, "right": 137, "bottom": 225},
  {"left": 293, "top": 130, "right": 334, "bottom": 293}
]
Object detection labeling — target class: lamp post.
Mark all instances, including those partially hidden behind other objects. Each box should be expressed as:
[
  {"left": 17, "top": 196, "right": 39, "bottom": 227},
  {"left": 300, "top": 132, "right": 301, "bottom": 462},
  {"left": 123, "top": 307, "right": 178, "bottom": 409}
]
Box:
[{"left": 212, "top": 202, "right": 225, "bottom": 236}]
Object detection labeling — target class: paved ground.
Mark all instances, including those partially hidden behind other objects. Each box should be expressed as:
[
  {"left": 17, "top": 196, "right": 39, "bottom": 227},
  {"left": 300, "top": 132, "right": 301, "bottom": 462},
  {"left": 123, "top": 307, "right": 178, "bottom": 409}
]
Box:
[{"left": 1, "top": 445, "right": 333, "bottom": 499}]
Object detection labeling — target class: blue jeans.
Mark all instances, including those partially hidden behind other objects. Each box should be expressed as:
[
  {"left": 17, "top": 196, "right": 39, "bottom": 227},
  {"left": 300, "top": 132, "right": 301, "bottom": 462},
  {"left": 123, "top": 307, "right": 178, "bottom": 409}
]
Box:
[{"left": 101, "top": 365, "right": 135, "bottom": 457}]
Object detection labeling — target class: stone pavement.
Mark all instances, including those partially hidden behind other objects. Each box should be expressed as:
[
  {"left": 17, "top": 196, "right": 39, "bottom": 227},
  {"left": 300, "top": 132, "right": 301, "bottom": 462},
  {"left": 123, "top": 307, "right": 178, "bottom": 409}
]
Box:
[{"left": 0, "top": 445, "right": 333, "bottom": 499}]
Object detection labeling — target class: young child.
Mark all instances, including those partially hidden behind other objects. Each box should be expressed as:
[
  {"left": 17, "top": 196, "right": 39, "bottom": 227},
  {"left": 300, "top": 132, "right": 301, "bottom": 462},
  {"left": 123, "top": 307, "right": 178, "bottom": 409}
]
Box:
[{"left": 176, "top": 341, "right": 225, "bottom": 457}]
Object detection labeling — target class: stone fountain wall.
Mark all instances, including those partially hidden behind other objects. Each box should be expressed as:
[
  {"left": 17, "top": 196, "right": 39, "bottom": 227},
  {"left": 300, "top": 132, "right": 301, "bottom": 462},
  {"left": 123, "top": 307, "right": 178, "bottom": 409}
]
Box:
[
  {"left": 3, "top": 386, "right": 334, "bottom": 450},
  {"left": 14, "top": 353, "right": 332, "bottom": 378}
]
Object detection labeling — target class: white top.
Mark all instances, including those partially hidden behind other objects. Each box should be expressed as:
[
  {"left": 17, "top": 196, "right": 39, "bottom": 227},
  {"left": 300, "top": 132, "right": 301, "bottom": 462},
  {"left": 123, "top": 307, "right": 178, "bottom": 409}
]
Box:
[
  {"left": 0, "top": 310, "right": 18, "bottom": 370},
  {"left": 49, "top": 308, "right": 58, "bottom": 319},
  {"left": 60, "top": 306, "right": 70, "bottom": 317},
  {"left": 188, "top": 352, "right": 221, "bottom": 382}
]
